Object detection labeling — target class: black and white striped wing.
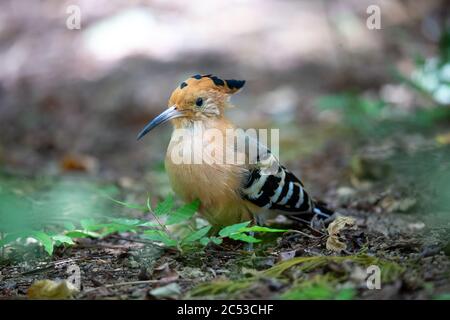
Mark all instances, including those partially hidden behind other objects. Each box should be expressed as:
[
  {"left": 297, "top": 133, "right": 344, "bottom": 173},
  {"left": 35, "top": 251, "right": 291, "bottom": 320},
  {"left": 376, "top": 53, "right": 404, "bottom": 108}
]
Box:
[{"left": 239, "top": 143, "right": 314, "bottom": 214}]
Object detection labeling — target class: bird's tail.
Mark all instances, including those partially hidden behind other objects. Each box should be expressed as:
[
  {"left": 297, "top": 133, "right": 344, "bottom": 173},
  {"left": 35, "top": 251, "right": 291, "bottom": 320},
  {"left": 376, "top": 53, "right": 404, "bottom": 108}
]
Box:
[
  {"left": 285, "top": 201, "right": 335, "bottom": 227},
  {"left": 313, "top": 201, "right": 334, "bottom": 219}
]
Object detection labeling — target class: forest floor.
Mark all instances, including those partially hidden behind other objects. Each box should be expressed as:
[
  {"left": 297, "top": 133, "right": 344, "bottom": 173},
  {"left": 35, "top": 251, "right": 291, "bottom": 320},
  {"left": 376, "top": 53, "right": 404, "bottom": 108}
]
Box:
[{"left": 1, "top": 128, "right": 450, "bottom": 300}]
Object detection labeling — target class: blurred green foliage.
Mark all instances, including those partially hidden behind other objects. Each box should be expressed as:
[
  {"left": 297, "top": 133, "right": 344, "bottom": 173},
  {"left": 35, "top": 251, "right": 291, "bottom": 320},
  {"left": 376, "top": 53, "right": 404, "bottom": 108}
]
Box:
[
  {"left": 387, "top": 146, "right": 450, "bottom": 220},
  {"left": 316, "top": 92, "right": 387, "bottom": 135},
  {"left": 316, "top": 28, "right": 450, "bottom": 139},
  {"left": 0, "top": 174, "right": 286, "bottom": 258},
  {"left": 435, "top": 293, "right": 450, "bottom": 300},
  {"left": 316, "top": 92, "right": 450, "bottom": 139},
  {"left": 409, "top": 29, "right": 450, "bottom": 106},
  {"left": 0, "top": 173, "right": 120, "bottom": 255},
  {"left": 0, "top": 174, "right": 119, "bottom": 233}
]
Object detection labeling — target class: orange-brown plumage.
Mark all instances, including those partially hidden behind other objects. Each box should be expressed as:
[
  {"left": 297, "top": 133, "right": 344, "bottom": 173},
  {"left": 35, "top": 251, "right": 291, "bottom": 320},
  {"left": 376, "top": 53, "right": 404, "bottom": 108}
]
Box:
[{"left": 165, "top": 116, "right": 256, "bottom": 228}]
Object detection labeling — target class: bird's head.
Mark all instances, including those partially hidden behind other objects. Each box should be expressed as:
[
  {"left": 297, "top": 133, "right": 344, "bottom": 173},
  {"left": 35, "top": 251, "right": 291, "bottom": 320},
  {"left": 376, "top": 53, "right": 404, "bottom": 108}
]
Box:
[{"left": 137, "top": 74, "right": 245, "bottom": 140}]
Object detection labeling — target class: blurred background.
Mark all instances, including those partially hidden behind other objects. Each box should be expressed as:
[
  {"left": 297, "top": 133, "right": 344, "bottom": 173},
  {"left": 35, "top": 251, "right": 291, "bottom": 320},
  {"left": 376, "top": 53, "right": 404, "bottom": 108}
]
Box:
[{"left": 0, "top": 0, "right": 449, "bottom": 230}]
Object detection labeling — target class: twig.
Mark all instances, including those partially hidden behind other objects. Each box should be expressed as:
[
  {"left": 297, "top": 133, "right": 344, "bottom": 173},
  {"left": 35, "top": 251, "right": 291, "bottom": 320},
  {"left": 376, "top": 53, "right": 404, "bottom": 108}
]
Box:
[
  {"left": 16, "top": 257, "right": 107, "bottom": 277},
  {"left": 146, "top": 196, "right": 181, "bottom": 251},
  {"left": 83, "top": 279, "right": 162, "bottom": 294},
  {"left": 146, "top": 197, "right": 171, "bottom": 235},
  {"left": 306, "top": 225, "right": 328, "bottom": 237},
  {"left": 284, "top": 229, "right": 322, "bottom": 239},
  {"left": 19, "top": 258, "right": 81, "bottom": 276},
  {"left": 108, "top": 234, "right": 159, "bottom": 245},
  {"left": 74, "top": 243, "right": 131, "bottom": 250}
]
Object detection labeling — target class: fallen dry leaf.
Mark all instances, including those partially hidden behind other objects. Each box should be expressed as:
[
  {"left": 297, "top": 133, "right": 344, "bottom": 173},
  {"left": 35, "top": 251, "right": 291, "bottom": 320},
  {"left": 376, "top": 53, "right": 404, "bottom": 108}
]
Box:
[
  {"left": 326, "top": 235, "right": 348, "bottom": 252},
  {"left": 60, "top": 154, "right": 98, "bottom": 172},
  {"left": 380, "top": 196, "right": 417, "bottom": 213},
  {"left": 27, "top": 279, "right": 79, "bottom": 299},
  {"left": 326, "top": 216, "right": 356, "bottom": 252}
]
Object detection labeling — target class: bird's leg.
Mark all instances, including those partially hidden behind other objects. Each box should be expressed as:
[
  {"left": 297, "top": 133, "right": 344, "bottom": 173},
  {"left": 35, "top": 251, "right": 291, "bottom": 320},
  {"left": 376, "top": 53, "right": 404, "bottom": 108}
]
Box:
[
  {"left": 244, "top": 231, "right": 255, "bottom": 252},
  {"left": 244, "top": 213, "right": 265, "bottom": 252}
]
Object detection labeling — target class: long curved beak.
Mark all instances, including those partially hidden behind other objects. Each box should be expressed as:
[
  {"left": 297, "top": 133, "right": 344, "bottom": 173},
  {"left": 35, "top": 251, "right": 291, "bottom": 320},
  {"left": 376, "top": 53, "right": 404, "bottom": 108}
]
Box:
[{"left": 137, "top": 106, "right": 185, "bottom": 140}]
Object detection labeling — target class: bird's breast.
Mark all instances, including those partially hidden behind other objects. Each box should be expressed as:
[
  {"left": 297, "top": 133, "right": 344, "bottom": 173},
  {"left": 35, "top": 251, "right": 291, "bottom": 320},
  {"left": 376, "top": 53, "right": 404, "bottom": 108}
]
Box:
[{"left": 164, "top": 131, "right": 252, "bottom": 227}]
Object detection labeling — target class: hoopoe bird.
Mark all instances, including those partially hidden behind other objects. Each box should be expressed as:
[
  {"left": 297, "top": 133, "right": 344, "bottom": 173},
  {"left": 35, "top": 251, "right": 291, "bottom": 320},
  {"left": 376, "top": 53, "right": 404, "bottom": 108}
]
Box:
[{"left": 137, "top": 74, "right": 334, "bottom": 230}]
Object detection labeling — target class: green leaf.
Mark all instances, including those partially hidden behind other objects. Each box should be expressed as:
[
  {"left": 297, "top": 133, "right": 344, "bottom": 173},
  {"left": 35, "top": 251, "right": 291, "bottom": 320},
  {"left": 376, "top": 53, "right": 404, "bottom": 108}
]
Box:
[
  {"left": 229, "top": 233, "right": 261, "bottom": 243},
  {"left": 80, "top": 218, "right": 97, "bottom": 230},
  {"left": 182, "top": 226, "right": 212, "bottom": 244},
  {"left": 63, "top": 222, "right": 76, "bottom": 231},
  {"left": 82, "top": 223, "right": 111, "bottom": 232},
  {"left": 143, "top": 230, "right": 177, "bottom": 247},
  {"left": 81, "top": 220, "right": 125, "bottom": 233},
  {"left": 218, "top": 221, "right": 251, "bottom": 237},
  {"left": 66, "top": 230, "right": 100, "bottom": 239},
  {"left": 196, "top": 236, "right": 223, "bottom": 246},
  {"left": 75, "top": 218, "right": 152, "bottom": 237},
  {"left": 52, "top": 235, "right": 75, "bottom": 245},
  {"left": 101, "top": 219, "right": 149, "bottom": 233},
  {"left": 199, "top": 237, "right": 210, "bottom": 246},
  {"left": 166, "top": 199, "right": 200, "bottom": 225},
  {"left": 0, "top": 231, "right": 65, "bottom": 255},
  {"left": 243, "top": 226, "right": 287, "bottom": 233},
  {"left": 109, "top": 218, "right": 144, "bottom": 226},
  {"left": 30, "top": 231, "right": 54, "bottom": 255},
  {"left": 0, "top": 232, "right": 30, "bottom": 247},
  {"left": 335, "top": 288, "right": 355, "bottom": 300},
  {"left": 108, "top": 197, "right": 147, "bottom": 211},
  {"left": 153, "top": 195, "right": 174, "bottom": 216},
  {"left": 137, "top": 221, "right": 159, "bottom": 227},
  {"left": 210, "top": 237, "right": 223, "bottom": 245}
]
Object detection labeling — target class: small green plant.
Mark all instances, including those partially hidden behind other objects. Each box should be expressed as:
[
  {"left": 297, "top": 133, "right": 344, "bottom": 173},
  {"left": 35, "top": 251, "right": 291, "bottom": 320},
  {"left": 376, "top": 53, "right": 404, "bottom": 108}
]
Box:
[
  {"left": 405, "top": 28, "right": 450, "bottom": 106},
  {"left": 72, "top": 196, "right": 286, "bottom": 252},
  {"left": 138, "top": 196, "right": 287, "bottom": 250},
  {"left": 0, "top": 230, "right": 75, "bottom": 256},
  {"left": 0, "top": 192, "right": 287, "bottom": 257},
  {"left": 0, "top": 176, "right": 120, "bottom": 257}
]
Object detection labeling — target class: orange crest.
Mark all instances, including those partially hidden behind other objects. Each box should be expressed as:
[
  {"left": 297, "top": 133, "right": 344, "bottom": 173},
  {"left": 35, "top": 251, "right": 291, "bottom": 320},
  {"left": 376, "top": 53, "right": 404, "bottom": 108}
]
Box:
[
  {"left": 184, "top": 74, "right": 245, "bottom": 94},
  {"left": 168, "top": 74, "right": 245, "bottom": 107}
]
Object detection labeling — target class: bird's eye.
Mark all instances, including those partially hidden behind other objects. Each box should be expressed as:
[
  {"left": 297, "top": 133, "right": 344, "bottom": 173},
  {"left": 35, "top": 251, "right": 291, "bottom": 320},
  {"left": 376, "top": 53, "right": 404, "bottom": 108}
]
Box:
[{"left": 195, "top": 97, "right": 203, "bottom": 107}]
